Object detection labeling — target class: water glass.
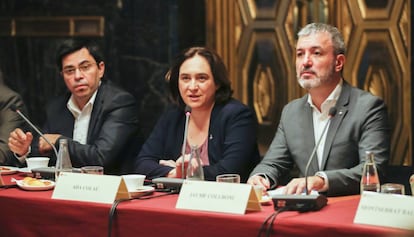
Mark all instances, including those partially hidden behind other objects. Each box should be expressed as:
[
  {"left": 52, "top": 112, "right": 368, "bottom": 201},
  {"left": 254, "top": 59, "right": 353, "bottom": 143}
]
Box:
[
  {"left": 216, "top": 174, "right": 240, "bottom": 183},
  {"left": 81, "top": 166, "right": 104, "bottom": 175},
  {"left": 380, "top": 183, "right": 405, "bottom": 195}
]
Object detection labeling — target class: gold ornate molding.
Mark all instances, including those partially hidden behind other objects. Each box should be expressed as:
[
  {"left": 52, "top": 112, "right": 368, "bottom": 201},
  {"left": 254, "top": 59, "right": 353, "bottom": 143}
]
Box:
[{"left": 0, "top": 16, "right": 104, "bottom": 36}]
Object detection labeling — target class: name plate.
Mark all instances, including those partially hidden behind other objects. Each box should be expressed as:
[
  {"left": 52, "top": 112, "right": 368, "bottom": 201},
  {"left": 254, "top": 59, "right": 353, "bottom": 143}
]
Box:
[
  {"left": 176, "top": 180, "right": 261, "bottom": 214},
  {"left": 52, "top": 172, "right": 129, "bottom": 204},
  {"left": 354, "top": 191, "right": 414, "bottom": 230}
]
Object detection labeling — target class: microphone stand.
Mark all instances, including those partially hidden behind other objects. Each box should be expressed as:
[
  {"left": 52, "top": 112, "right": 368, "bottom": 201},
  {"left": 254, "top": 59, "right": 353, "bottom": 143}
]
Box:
[
  {"left": 181, "top": 106, "right": 191, "bottom": 179},
  {"left": 304, "top": 107, "right": 337, "bottom": 194},
  {"left": 10, "top": 105, "right": 59, "bottom": 160}
]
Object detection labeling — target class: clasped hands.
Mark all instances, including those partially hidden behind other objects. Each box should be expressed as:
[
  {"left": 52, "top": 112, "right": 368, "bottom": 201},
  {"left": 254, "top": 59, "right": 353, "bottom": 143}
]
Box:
[
  {"left": 247, "top": 175, "right": 325, "bottom": 195},
  {"left": 160, "top": 154, "right": 203, "bottom": 178},
  {"left": 8, "top": 128, "right": 61, "bottom": 156}
]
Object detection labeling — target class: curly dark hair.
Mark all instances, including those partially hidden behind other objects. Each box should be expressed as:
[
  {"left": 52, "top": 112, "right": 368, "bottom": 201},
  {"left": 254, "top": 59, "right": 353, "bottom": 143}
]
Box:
[{"left": 166, "top": 46, "right": 233, "bottom": 107}]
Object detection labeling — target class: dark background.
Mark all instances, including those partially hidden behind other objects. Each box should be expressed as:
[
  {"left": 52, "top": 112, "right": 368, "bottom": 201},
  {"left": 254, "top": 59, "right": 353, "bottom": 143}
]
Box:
[{"left": 0, "top": 0, "right": 206, "bottom": 138}]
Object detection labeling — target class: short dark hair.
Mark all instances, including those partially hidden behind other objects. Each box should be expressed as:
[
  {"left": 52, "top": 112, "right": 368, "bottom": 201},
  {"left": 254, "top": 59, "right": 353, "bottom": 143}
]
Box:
[
  {"left": 55, "top": 39, "right": 104, "bottom": 71},
  {"left": 166, "top": 46, "right": 233, "bottom": 107}
]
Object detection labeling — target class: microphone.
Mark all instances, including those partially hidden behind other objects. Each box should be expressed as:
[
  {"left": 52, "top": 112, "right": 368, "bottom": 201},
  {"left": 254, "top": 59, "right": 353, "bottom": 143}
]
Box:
[
  {"left": 272, "top": 106, "right": 337, "bottom": 212},
  {"left": 181, "top": 105, "right": 191, "bottom": 179},
  {"left": 9, "top": 104, "right": 59, "bottom": 161},
  {"left": 150, "top": 106, "right": 192, "bottom": 193},
  {"left": 304, "top": 106, "right": 337, "bottom": 194}
]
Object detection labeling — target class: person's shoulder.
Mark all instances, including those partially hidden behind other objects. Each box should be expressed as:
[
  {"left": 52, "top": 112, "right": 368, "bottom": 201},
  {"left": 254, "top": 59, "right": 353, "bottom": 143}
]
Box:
[
  {"left": 97, "top": 80, "right": 137, "bottom": 107},
  {"left": 221, "top": 98, "right": 250, "bottom": 109},
  {"left": 283, "top": 95, "right": 307, "bottom": 111},
  {"left": 216, "top": 98, "right": 253, "bottom": 114},
  {"left": 212, "top": 99, "right": 256, "bottom": 122},
  {"left": 345, "top": 82, "right": 385, "bottom": 105},
  {"left": 0, "top": 84, "right": 21, "bottom": 100},
  {"left": 100, "top": 80, "right": 133, "bottom": 97}
]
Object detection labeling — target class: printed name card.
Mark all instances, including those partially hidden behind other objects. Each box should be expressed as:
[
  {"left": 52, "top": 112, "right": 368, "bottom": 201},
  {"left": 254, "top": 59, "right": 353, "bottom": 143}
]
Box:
[
  {"left": 52, "top": 172, "right": 129, "bottom": 204},
  {"left": 354, "top": 191, "right": 414, "bottom": 230},
  {"left": 176, "top": 180, "right": 261, "bottom": 214}
]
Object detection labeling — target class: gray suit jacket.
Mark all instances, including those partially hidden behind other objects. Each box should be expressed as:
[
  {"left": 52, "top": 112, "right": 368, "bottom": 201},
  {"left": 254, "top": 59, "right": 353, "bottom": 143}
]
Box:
[
  {"left": 0, "top": 84, "right": 27, "bottom": 166},
  {"left": 250, "top": 81, "right": 390, "bottom": 196}
]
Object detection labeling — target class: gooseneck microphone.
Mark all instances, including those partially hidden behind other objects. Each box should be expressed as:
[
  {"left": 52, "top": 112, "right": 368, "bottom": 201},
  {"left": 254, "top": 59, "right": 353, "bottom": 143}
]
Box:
[
  {"left": 304, "top": 106, "right": 337, "bottom": 195},
  {"left": 271, "top": 106, "right": 337, "bottom": 212},
  {"left": 181, "top": 105, "right": 192, "bottom": 179},
  {"left": 151, "top": 105, "right": 191, "bottom": 192},
  {"left": 9, "top": 104, "right": 59, "bottom": 160}
]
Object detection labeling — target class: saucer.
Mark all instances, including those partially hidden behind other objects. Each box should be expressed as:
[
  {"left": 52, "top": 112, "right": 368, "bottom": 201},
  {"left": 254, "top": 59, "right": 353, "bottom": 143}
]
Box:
[
  {"left": 260, "top": 195, "right": 272, "bottom": 204},
  {"left": 18, "top": 167, "right": 32, "bottom": 173},
  {"left": 0, "top": 166, "right": 19, "bottom": 175},
  {"left": 129, "top": 186, "right": 155, "bottom": 198}
]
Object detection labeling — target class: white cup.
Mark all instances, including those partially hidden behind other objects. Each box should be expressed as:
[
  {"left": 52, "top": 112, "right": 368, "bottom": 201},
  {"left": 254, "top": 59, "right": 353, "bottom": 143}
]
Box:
[
  {"left": 26, "top": 157, "right": 50, "bottom": 170},
  {"left": 122, "top": 174, "right": 146, "bottom": 192}
]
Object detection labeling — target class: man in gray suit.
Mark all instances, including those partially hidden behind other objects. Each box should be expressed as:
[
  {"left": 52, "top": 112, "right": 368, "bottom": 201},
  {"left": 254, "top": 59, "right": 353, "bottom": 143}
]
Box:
[
  {"left": 0, "top": 68, "right": 27, "bottom": 166},
  {"left": 248, "top": 23, "right": 390, "bottom": 196}
]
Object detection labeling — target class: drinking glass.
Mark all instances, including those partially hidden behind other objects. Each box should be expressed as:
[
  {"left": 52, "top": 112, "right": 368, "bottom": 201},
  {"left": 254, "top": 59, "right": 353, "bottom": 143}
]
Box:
[
  {"left": 216, "top": 174, "right": 240, "bottom": 183},
  {"left": 380, "top": 183, "right": 405, "bottom": 195},
  {"left": 81, "top": 166, "right": 104, "bottom": 175}
]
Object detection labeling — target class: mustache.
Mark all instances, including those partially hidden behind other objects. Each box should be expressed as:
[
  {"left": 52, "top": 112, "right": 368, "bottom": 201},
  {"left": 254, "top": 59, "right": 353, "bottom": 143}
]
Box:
[{"left": 300, "top": 69, "right": 316, "bottom": 75}]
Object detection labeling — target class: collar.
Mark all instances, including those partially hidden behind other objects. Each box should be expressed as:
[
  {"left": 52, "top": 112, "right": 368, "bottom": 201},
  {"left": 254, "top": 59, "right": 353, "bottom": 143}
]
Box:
[
  {"left": 307, "top": 79, "right": 343, "bottom": 116},
  {"left": 67, "top": 83, "right": 100, "bottom": 118}
]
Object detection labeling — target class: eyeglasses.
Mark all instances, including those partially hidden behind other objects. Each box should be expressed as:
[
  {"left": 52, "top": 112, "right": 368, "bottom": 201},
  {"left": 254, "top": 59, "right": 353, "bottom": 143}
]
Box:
[{"left": 62, "top": 62, "right": 97, "bottom": 76}]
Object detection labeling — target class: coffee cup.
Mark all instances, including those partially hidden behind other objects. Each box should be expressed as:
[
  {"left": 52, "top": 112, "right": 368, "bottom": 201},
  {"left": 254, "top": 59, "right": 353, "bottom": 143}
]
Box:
[
  {"left": 26, "top": 157, "right": 50, "bottom": 170},
  {"left": 122, "top": 174, "right": 146, "bottom": 192}
]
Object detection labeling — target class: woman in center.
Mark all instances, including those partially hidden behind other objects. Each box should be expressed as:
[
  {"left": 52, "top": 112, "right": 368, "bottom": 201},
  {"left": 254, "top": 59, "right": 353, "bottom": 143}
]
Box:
[{"left": 134, "top": 47, "right": 260, "bottom": 182}]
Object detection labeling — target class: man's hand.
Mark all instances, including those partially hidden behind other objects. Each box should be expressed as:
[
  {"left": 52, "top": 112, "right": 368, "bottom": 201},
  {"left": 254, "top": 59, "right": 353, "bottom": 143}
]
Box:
[
  {"left": 284, "top": 176, "right": 325, "bottom": 195},
  {"left": 8, "top": 128, "right": 33, "bottom": 156},
  {"left": 39, "top": 134, "right": 61, "bottom": 155},
  {"left": 247, "top": 175, "right": 270, "bottom": 191}
]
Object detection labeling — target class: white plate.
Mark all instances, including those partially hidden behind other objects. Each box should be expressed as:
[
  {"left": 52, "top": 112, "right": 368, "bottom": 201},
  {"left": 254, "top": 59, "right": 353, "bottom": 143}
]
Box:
[
  {"left": 129, "top": 186, "right": 155, "bottom": 198},
  {"left": 15, "top": 179, "right": 55, "bottom": 191},
  {"left": 18, "top": 167, "right": 32, "bottom": 173},
  {"left": 0, "top": 166, "right": 19, "bottom": 175}
]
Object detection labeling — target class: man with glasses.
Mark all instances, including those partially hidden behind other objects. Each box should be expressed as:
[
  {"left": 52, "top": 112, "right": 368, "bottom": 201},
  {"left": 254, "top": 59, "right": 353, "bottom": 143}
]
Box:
[{"left": 8, "top": 39, "right": 141, "bottom": 174}]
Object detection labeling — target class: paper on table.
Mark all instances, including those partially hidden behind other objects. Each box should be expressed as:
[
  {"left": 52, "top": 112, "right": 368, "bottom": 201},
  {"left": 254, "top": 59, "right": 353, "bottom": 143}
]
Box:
[{"left": 267, "top": 186, "right": 319, "bottom": 197}]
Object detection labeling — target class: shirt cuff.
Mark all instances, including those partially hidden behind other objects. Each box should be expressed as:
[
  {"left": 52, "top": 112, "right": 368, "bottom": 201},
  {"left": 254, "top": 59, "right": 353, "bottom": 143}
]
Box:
[
  {"left": 252, "top": 173, "right": 275, "bottom": 187},
  {"left": 315, "top": 171, "right": 329, "bottom": 192},
  {"left": 13, "top": 146, "right": 31, "bottom": 163}
]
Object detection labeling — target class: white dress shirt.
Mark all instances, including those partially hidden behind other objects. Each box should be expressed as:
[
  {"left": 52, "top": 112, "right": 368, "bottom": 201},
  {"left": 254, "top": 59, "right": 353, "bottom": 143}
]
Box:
[
  {"left": 67, "top": 90, "right": 98, "bottom": 145},
  {"left": 307, "top": 79, "right": 343, "bottom": 191}
]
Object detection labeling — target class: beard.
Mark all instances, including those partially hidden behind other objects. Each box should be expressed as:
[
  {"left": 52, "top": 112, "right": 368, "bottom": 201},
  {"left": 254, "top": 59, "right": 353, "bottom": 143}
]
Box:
[
  {"left": 297, "top": 63, "right": 336, "bottom": 90},
  {"left": 298, "top": 77, "right": 322, "bottom": 89}
]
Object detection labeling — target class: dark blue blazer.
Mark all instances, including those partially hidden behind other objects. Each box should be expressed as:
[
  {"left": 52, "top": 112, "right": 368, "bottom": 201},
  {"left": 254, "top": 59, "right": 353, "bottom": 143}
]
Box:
[
  {"left": 135, "top": 99, "right": 261, "bottom": 182},
  {"left": 34, "top": 80, "right": 140, "bottom": 174}
]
